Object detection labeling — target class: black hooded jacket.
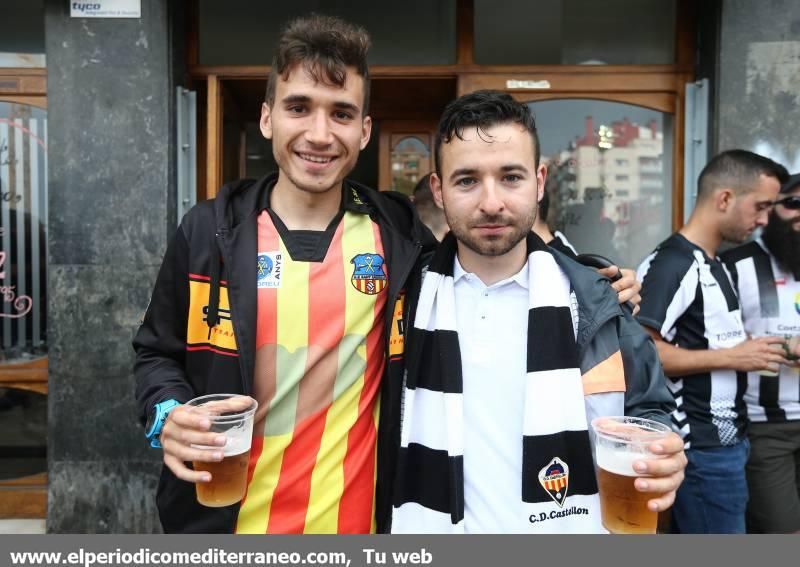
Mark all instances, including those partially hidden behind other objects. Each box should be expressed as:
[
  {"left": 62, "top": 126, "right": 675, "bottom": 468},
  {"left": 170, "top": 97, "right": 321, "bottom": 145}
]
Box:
[{"left": 133, "top": 173, "right": 435, "bottom": 533}]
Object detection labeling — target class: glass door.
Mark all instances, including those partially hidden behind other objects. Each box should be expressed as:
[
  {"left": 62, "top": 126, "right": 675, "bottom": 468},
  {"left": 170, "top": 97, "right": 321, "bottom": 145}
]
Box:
[
  {"left": 458, "top": 69, "right": 686, "bottom": 269},
  {"left": 529, "top": 98, "right": 673, "bottom": 268},
  {"left": 0, "top": 97, "right": 48, "bottom": 520}
]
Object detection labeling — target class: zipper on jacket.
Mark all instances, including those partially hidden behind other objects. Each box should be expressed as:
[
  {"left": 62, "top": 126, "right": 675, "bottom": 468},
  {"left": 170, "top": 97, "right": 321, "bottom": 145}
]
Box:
[{"left": 216, "top": 229, "right": 251, "bottom": 396}]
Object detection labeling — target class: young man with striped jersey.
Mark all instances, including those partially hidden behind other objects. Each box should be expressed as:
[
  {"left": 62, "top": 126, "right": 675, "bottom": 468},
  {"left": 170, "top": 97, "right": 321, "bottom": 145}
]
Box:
[
  {"left": 636, "top": 150, "right": 789, "bottom": 533},
  {"left": 134, "top": 15, "right": 434, "bottom": 533}
]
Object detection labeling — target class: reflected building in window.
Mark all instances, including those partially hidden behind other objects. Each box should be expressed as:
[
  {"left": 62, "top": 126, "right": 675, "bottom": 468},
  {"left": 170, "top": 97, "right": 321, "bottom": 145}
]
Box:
[{"left": 542, "top": 113, "right": 666, "bottom": 267}]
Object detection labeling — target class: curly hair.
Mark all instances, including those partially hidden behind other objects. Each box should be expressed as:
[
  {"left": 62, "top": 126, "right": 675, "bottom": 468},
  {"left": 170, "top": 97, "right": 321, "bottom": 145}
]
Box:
[{"left": 265, "top": 14, "right": 371, "bottom": 114}]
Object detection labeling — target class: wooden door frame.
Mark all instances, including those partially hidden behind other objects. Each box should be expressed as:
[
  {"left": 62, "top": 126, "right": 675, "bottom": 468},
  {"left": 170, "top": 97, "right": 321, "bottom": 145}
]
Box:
[
  {"left": 188, "top": 0, "right": 695, "bottom": 229},
  {"left": 458, "top": 69, "right": 691, "bottom": 232},
  {"left": 0, "top": 68, "right": 47, "bottom": 98},
  {"left": 378, "top": 120, "right": 438, "bottom": 192}
]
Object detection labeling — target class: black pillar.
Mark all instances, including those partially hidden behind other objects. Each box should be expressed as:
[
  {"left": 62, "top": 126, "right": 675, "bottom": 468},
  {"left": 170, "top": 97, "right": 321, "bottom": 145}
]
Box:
[{"left": 44, "top": 0, "right": 185, "bottom": 533}]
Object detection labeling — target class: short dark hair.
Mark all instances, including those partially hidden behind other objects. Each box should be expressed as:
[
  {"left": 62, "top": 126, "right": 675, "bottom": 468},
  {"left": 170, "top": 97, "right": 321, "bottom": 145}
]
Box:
[
  {"left": 265, "top": 14, "right": 371, "bottom": 114},
  {"left": 434, "top": 90, "right": 540, "bottom": 176},
  {"left": 697, "top": 149, "right": 789, "bottom": 201}
]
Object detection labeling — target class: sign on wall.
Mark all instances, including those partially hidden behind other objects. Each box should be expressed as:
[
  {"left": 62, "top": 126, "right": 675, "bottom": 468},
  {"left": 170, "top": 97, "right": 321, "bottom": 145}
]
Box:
[{"left": 70, "top": 0, "right": 141, "bottom": 19}]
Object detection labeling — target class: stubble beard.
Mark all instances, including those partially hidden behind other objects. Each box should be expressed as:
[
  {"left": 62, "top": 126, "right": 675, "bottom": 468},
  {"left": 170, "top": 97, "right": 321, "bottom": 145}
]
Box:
[
  {"left": 719, "top": 219, "right": 751, "bottom": 245},
  {"left": 444, "top": 207, "right": 538, "bottom": 258}
]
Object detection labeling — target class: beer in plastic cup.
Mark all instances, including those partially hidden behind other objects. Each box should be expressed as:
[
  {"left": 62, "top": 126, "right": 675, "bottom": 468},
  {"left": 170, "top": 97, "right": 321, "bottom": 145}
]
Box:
[
  {"left": 760, "top": 340, "right": 788, "bottom": 377},
  {"left": 591, "top": 416, "right": 672, "bottom": 534},
  {"left": 186, "top": 394, "right": 258, "bottom": 508}
]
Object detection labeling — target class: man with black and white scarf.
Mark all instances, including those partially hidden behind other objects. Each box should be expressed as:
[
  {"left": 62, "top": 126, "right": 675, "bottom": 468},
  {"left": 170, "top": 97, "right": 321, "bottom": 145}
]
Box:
[{"left": 390, "top": 90, "right": 686, "bottom": 534}]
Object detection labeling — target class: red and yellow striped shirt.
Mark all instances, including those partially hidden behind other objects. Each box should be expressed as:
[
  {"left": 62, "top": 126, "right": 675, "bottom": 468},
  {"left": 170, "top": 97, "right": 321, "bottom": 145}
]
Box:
[{"left": 235, "top": 210, "right": 387, "bottom": 533}]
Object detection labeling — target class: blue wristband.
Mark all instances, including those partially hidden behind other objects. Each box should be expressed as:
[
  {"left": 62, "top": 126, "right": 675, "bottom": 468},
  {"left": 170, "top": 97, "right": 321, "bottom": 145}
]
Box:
[{"left": 145, "top": 399, "right": 180, "bottom": 448}]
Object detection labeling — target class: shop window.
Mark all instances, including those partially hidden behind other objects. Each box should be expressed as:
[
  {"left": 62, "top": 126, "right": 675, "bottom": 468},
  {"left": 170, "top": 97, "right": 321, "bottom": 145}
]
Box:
[
  {"left": 199, "top": 0, "right": 457, "bottom": 66},
  {"left": 0, "top": 0, "right": 45, "bottom": 67},
  {"left": 533, "top": 99, "right": 672, "bottom": 268},
  {"left": 475, "top": 0, "right": 676, "bottom": 65},
  {"left": 0, "top": 102, "right": 47, "bottom": 363},
  {"left": 0, "top": 99, "right": 47, "bottom": 519}
]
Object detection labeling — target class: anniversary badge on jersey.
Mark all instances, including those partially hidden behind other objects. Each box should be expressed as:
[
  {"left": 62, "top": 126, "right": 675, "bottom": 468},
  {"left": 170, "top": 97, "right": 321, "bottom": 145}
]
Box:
[
  {"left": 257, "top": 251, "right": 282, "bottom": 289},
  {"left": 539, "top": 457, "right": 570, "bottom": 508},
  {"left": 350, "top": 253, "right": 387, "bottom": 295}
]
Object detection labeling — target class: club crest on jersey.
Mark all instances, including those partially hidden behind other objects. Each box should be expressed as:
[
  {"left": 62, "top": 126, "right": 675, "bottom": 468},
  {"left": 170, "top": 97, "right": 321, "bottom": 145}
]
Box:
[
  {"left": 351, "top": 253, "right": 387, "bottom": 295},
  {"left": 539, "top": 457, "right": 570, "bottom": 508},
  {"left": 795, "top": 292, "right": 800, "bottom": 316},
  {"left": 257, "top": 251, "right": 282, "bottom": 288}
]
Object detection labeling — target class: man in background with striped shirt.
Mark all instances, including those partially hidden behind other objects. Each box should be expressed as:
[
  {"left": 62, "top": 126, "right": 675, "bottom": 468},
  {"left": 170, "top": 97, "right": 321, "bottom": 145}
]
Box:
[
  {"left": 722, "top": 173, "right": 800, "bottom": 533},
  {"left": 636, "top": 150, "right": 789, "bottom": 533}
]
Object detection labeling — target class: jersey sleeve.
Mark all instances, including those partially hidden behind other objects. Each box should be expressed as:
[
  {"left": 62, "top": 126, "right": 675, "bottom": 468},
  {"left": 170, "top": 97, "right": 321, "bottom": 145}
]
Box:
[{"left": 636, "top": 246, "right": 699, "bottom": 341}]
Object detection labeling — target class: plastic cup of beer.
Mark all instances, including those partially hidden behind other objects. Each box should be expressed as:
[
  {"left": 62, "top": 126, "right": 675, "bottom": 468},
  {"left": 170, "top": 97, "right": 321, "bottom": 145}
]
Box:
[
  {"left": 760, "top": 340, "right": 788, "bottom": 377},
  {"left": 186, "top": 394, "right": 257, "bottom": 508},
  {"left": 591, "top": 416, "right": 672, "bottom": 534}
]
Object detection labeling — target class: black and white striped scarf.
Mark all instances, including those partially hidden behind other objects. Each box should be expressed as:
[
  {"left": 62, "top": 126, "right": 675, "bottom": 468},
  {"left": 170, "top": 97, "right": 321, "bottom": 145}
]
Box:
[{"left": 392, "top": 232, "right": 607, "bottom": 533}]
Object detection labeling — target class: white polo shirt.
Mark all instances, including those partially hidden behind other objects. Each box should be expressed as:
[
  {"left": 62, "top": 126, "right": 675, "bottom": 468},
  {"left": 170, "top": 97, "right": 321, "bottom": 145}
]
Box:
[{"left": 453, "top": 257, "right": 529, "bottom": 533}]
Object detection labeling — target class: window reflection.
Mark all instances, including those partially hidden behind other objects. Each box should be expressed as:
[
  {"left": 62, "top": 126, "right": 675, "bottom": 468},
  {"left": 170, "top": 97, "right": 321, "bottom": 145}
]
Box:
[
  {"left": 0, "top": 102, "right": 48, "bottom": 363},
  {"left": 199, "top": 0, "right": 456, "bottom": 66},
  {"left": 475, "top": 0, "right": 676, "bottom": 65},
  {"left": 531, "top": 100, "right": 672, "bottom": 268},
  {"left": 390, "top": 136, "right": 431, "bottom": 196}
]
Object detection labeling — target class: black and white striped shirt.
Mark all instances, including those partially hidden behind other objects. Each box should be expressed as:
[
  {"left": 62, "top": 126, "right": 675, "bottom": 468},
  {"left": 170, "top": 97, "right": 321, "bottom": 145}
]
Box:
[
  {"left": 637, "top": 233, "right": 748, "bottom": 449},
  {"left": 722, "top": 239, "right": 800, "bottom": 423}
]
